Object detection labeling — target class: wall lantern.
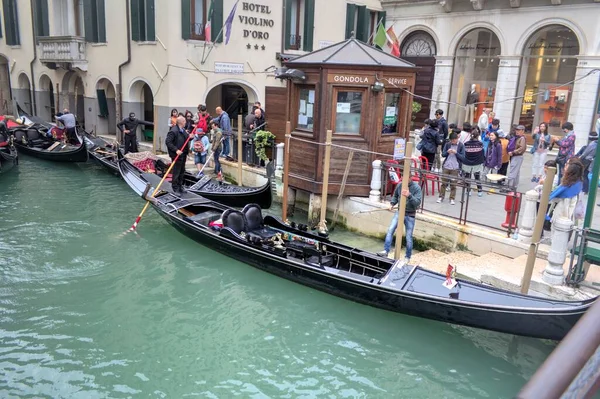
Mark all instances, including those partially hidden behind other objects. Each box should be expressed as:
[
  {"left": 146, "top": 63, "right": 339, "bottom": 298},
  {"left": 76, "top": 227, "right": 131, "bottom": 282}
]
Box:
[{"left": 371, "top": 81, "right": 385, "bottom": 93}]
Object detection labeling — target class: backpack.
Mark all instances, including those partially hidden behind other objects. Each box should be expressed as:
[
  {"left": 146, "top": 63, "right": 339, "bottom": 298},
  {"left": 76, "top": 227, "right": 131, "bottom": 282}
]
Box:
[
  {"left": 193, "top": 139, "right": 205, "bottom": 153},
  {"left": 507, "top": 136, "right": 517, "bottom": 153}
]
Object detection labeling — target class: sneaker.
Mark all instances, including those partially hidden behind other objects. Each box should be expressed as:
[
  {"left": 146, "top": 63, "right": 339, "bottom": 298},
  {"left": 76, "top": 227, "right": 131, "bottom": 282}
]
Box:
[
  {"left": 436, "top": 197, "right": 443, "bottom": 203},
  {"left": 403, "top": 257, "right": 411, "bottom": 265},
  {"left": 478, "top": 192, "right": 483, "bottom": 197},
  {"left": 377, "top": 251, "right": 389, "bottom": 257},
  {"left": 450, "top": 199, "right": 455, "bottom": 205},
  {"left": 196, "top": 172, "right": 204, "bottom": 178}
]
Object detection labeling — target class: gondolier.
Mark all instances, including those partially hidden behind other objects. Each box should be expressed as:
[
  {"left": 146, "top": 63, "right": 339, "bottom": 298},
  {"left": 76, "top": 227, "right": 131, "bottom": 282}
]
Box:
[
  {"left": 117, "top": 112, "right": 153, "bottom": 154},
  {"left": 166, "top": 116, "right": 194, "bottom": 194},
  {"left": 55, "top": 109, "right": 77, "bottom": 144}
]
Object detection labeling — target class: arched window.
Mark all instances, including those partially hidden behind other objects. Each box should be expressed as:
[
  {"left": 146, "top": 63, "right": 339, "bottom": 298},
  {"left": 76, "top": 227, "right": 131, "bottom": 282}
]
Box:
[
  {"left": 514, "top": 25, "right": 579, "bottom": 135},
  {"left": 401, "top": 31, "right": 436, "bottom": 57},
  {"left": 449, "top": 28, "right": 501, "bottom": 125}
]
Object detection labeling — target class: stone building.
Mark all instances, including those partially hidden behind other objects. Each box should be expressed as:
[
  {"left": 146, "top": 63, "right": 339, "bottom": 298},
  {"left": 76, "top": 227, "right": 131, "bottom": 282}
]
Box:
[
  {"left": 0, "top": 0, "right": 385, "bottom": 147},
  {"left": 382, "top": 0, "right": 600, "bottom": 148}
]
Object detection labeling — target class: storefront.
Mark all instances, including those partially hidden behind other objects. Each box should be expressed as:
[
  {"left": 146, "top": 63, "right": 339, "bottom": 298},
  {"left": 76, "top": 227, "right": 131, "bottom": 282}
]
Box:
[{"left": 279, "top": 38, "right": 417, "bottom": 196}]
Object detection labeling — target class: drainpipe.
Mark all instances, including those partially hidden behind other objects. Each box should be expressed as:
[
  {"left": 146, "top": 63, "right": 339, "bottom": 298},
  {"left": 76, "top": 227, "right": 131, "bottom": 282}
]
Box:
[
  {"left": 117, "top": 0, "right": 132, "bottom": 141},
  {"left": 29, "top": 0, "right": 38, "bottom": 115},
  {"left": 280, "top": 0, "right": 286, "bottom": 57}
]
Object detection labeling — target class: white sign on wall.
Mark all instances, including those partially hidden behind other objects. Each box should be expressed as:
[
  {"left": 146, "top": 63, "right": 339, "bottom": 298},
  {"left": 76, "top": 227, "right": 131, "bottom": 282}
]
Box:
[
  {"left": 214, "top": 62, "right": 244, "bottom": 74},
  {"left": 319, "top": 40, "right": 335, "bottom": 49}
]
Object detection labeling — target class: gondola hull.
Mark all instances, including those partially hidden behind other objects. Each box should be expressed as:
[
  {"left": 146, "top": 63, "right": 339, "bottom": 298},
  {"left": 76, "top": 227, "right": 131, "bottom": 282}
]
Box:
[
  {"left": 0, "top": 146, "right": 18, "bottom": 174},
  {"left": 118, "top": 152, "right": 594, "bottom": 340},
  {"left": 84, "top": 133, "right": 120, "bottom": 175},
  {"left": 12, "top": 140, "right": 88, "bottom": 162}
]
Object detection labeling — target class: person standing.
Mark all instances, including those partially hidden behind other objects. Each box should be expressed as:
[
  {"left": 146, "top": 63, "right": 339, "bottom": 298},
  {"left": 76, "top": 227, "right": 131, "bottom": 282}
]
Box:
[
  {"left": 184, "top": 110, "right": 195, "bottom": 133},
  {"left": 165, "top": 116, "right": 194, "bottom": 194},
  {"left": 458, "top": 122, "right": 472, "bottom": 144},
  {"left": 434, "top": 109, "right": 448, "bottom": 172},
  {"left": 377, "top": 177, "right": 422, "bottom": 263},
  {"left": 191, "top": 128, "right": 210, "bottom": 178},
  {"left": 419, "top": 119, "right": 439, "bottom": 170},
  {"left": 478, "top": 108, "right": 489, "bottom": 134},
  {"left": 458, "top": 130, "right": 485, "bottom": 197},
  {"left": 215, "top": 107, "right": 231, "bottom": 159},
  {"left": 250, "top": 108, "right": 266, "bottom": 132},
  {"left": 210, "top": 120, "right": 223, "bottom": 177},
  {"left": 194, "top": 105, "right": 211, "bottom": 131},
  {"left": 437, "top": 132, "right": 464, "bottom": 205},
  {"left": 55, "top": 109, "right": 77, "bottom": 144},
  {"left": 168, "top": 109, "right": 179, "bottom": 128},
  {"left": 506, "top": 124, "right": 527, "bottom": 190},
  {"left": 484, "top": 131, "right": 503, "bottom": 179},
  {"left": 575, "top": 131, "right": 598, "bottom": 194},
  {"left": 497, "top": 129, "right": 510, "bottom": 182},
  {"left": 530, "top": 122, "right": 551, "bottom": 183},
  {"left": 117, "top": 112, "right": 153, "bottom": 154},
  {"left": 555, "top": 122, "right": 576, "bottom": 182}
]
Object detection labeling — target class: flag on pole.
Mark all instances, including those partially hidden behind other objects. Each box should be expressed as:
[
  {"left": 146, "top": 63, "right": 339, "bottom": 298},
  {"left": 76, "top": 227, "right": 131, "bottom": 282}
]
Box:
[
  {"left": 205, "top": 0, "right": 214, "bottom": 43},
  {"left": 373, "top": 23, "right": 387, "bottom": 49},
  {"left": 225, "top": 0, "right": 240, "bottom": 45},
  {"left": 386, "top": 26, "right": 401, "bottom": 57}
]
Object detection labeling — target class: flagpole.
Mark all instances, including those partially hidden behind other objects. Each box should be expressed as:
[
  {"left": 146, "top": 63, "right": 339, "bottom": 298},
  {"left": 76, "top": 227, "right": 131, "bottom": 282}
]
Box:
[
  {"left": 368, "top": 18, "right": 384, "bottom": 48},
  {"left": 201, "top": 0, "right": 239, "bottom": 65}
]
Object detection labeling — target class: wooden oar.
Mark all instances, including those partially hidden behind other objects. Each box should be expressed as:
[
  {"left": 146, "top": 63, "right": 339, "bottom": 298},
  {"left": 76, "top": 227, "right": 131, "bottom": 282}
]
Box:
[{"left": 127, "top": 135, "right": 193, "bottom": 232}]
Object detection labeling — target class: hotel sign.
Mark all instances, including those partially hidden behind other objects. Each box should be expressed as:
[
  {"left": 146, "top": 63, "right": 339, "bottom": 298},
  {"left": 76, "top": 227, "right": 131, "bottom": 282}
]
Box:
[{"left": 327, "top": 74, "right": 410, "bottom": 87}]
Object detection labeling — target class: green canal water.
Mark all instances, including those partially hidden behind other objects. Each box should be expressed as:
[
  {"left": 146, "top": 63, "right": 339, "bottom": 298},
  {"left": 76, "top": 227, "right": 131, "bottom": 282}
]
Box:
[{"left": 0, "top": 158, "right": 556, "bottom": 398}]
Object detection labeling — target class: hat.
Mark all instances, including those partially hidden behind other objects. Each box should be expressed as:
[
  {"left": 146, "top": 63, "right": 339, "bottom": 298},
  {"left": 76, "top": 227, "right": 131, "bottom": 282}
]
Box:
[
  {"left": 497, "top": 129, "right": 506, "bottom": 138},
  {"left": 195, "top": 127, "right": 205, "bottom": 135},
  {"left": 516, "top": 125, "right": 525, "bottom": 130},
  {"left": 589, "top": 131, "right": 598, "bottom": 141}
]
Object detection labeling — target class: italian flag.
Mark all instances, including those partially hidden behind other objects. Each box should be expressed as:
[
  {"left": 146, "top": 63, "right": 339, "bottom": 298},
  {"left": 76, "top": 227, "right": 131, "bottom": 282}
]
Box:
[
  {"left": 386, "top": 27, "right": 400, "bottom": 57},
  {"left": 205, "top": 0, "right": 214, "bottom": 42}
]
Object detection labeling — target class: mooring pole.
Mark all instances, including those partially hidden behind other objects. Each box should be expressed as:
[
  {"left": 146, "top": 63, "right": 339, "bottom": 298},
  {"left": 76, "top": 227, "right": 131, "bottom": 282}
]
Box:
[
  {"left": 394, "top": 141, "right": 414, "bottom": 260},
  {"left": 521, "top": 166, "right": 556, "bottom": 293},
  {"left": 319, "top": 129, "right": 333, "bottom": 233},
  {"left": 282, "top": 121, "right": 291, "bottom": 222},
  {"left": 237, "top": 114, "right": 243, "bottom": 186}
]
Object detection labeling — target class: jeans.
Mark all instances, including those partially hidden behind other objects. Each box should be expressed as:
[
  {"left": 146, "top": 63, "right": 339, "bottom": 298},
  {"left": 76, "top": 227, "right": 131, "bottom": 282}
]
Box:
[
  {"left": 213, "top": 149, "right": 222, "bottom": 174},
  {"left": 221, "top": 136, "right": 230, "bottom": 157},
  {"left": 531, "top": 151, "right": 547, "bottom": 178},
  {"left": 384, "top": 212, "right": 416, "bottom": 259}
]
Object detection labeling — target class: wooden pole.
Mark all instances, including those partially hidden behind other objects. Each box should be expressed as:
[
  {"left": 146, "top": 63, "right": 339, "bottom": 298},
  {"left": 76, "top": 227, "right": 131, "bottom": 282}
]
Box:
[
  {"left": 152, "top": 104, "right": 158, "bottom": 153},
  {"left": 394, "top": 141, "right": 414, "bottom": 260},
  {"left": 331, "top": 150, "right": 354, "bottom": 230},
  {"left": 237, "top": 114, "right": 243, "bottom": 186},
  {"left": 319, "top": 129, "right": 333, "bottom": 232},
  {"left": 521, "top": 166, "right": 556, "bottom": 294},
  {"left": 282, "top": 121, "right": 291, "bottom": 222}
]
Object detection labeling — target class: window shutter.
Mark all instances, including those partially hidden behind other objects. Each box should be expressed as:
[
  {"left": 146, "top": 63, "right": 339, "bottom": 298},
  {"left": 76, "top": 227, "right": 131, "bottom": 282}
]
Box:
[
  {"left": 3, "top": 0, "right": 20, "bottom": 45},
  {"left": 83, "top": 0, "right": 94, "bottom": 42},
  {"left": 2, "top": 0, "right": 12, "bottom": 44},
  {"left": 97, "top": 0, "right": 106, "bottom": 42},
  {"left": 344, "top": 4, "right": 355, "bottom": 40},
  {"left": 302, "top": 0, "right": 314, "bottom": 52},
  {"left": 0, "top": 8, "right": 3, "bottom": 39},
  {"left": 356, "top": 6, "right": 369, "bottom": 43},
  {"left": 131, "top": 0, "right": 140, "bottom": 41},
  {"left": 181, "top": 0, "right": 191, "bottom": 40},
  {"left": 377, "top": 11, "right": 386, "bottom": 29},
  {"left": 211, "top": 0, "right": 223, "bottom": 43},
  {"left": 146, "top": 0, "right": 155, "bottom": 41},
  {"left": 97, "top": 89, "right": 109, "bottom": 117},
  {"left": 40, "top": 0, "right": 49, "bottom": 36},
  {"left": 284, "top": 0, "right": 292, "bottom": 50}
]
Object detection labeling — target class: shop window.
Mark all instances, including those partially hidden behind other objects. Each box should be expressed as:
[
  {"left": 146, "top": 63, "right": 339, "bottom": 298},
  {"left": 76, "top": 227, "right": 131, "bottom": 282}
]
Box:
[
  {"left": 333, "top": 89, "right": 364, "bottom": 135},
  {"left": 83, "top": 0, "right": 106, "bottom": 43},
  {"left": 131, "top": 0, "right": 155, "bottom": 42},
  {"left": 296, "top": 86, "right": 315, "bottom": 131},
  {"left": 2, "top": 0, "right": 20, "bottom": 45},
  {"left": 449, "top": 28, "right": 500, "bottom": 125},
  {"left": 514, "top": 25, "right": 580, "bottom": 135},
  {"left": 382, "top": 92, "right": 401, "bottom": 135}
]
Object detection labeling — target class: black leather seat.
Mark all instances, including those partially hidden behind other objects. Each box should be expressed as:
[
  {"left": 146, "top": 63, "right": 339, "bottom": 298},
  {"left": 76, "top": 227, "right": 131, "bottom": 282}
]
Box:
[
  {"left": 221, "top": 209, "right": 247, "bottom": 235},
  {"left": 242, "top": 204, "right": 277, "bottom": 240}
]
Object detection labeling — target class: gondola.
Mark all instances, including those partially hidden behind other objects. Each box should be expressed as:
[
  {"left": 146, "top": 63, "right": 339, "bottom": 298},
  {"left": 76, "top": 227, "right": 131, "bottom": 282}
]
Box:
[
  {"left": 83, "top": 131, "right": 120, "bottom": 174},
  {"left": 0, "top": 125, "right": 18, "bottom": 174},
  {"left": 9, "top": 124, "right": 88, "bottom": 163},
  {"left": 118, "top": 150, "right": 595, "bottom": 341},
  {"left": 120, "top": 149, "right": 273, "bottom": 209}
]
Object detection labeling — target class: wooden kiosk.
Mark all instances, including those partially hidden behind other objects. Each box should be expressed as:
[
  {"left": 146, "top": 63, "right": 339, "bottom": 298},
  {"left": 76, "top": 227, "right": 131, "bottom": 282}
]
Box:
[{"left": 281, "top": 39, "right": 417, "bottom": 199}]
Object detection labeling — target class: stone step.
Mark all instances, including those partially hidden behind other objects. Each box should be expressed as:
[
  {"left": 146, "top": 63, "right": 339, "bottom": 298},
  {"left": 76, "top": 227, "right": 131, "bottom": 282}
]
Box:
[{"left": 411, "top": 249, "right": 478, "bottom": 275}]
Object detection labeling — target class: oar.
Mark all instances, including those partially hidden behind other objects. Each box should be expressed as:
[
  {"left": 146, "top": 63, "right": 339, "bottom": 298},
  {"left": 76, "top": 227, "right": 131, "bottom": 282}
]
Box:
[{"left": 127, "top": 134, "right": 193, "bottom": 232}]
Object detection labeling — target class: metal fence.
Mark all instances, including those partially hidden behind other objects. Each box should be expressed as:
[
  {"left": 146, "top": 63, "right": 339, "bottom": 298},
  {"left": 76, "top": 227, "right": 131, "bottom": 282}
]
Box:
[{"left": 381, "top": 160, "right": 523, "bottom": 237}]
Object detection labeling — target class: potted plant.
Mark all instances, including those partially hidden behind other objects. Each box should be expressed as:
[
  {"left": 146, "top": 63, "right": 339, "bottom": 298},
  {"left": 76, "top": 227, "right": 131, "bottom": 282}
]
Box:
[
  {"left": 254, "top": 130, "right": 276, "bottom": 166},
  {"left": 411, "top": 101, "right": 422, "bottom": 130}
]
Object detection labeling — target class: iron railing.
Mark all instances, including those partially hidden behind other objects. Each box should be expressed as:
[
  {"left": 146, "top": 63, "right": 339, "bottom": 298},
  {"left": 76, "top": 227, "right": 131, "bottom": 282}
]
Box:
[{"left": 287, "top": 34, "right": 302, "bottom": 50}]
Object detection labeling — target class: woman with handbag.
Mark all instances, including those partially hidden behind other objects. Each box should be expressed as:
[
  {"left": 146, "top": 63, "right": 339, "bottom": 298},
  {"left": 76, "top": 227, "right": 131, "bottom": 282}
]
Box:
[{"left": 530, "top": 122, "right": 551, "bottom": 183}]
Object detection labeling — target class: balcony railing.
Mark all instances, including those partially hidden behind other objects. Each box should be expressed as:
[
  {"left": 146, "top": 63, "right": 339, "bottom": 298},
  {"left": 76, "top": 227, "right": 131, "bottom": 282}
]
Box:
[
  {"left": 38, "top": 36, "right": 87, "bottom": 71},
  {"left": 287, "top": 34, "right": 302, "bottom": 50}
]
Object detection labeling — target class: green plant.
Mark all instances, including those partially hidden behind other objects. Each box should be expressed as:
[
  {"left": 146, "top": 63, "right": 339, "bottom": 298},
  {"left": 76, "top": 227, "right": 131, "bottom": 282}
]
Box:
[
  {"left": 254, "top": 130, "right": 276, "bottom": 162},
  {"left": 411, "top": 101, "right": 422, "bottom": 121}
]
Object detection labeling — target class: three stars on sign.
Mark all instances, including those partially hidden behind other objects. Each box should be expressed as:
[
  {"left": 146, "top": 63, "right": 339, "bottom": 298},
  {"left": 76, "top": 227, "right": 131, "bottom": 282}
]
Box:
[{"left": 246, "top": 43, "right": 266, "bottom": 50}]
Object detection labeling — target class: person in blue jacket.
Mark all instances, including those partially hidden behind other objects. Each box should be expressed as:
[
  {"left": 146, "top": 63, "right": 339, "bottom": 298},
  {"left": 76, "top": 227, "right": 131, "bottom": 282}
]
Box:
[{"left": 546, "top": 158, "right": 584, "bottom": 224}]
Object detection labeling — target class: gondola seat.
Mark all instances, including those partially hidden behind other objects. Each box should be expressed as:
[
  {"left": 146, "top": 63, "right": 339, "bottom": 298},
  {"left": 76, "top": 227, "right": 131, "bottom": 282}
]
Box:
[
  {"left": 242, "top": 203, "right": 278, "bottom": 240},
  {"left": 221, "top": 209, "right": 247, "bottom": 235}
]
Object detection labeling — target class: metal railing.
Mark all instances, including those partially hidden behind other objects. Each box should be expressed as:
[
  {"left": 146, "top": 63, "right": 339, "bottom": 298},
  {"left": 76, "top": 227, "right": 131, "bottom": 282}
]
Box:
[
  {"left": 287, "top": 34, "right": 302, "bottom": 50},
  {"left": 381, "top": 160, "right": 523, "bottom": 237}
]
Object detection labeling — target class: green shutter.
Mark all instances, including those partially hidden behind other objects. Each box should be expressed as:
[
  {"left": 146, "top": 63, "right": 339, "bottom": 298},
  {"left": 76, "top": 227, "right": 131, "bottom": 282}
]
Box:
[
  {"left": 33, "top": 0, "right": 49, "bottom": 37},
  {"left": 131, "top": 0, "right": 140, "bottom": 41},
  {"left": 146, "top": 0, "right": 155, "bottom": 41},
  {"left": 0, "top": 8, "right": 3, "bottom": 39},
  {"left": 83, "top": 0, "right": 94, "bottom": 42},
  {"left": 344, "top": 4, "right": 355, "bottom": 39},
  {"left": 212, "top": 0, "right": 223, "bottom": 43},
  {"left": 2, "top": 0, "right": 12, "bottom": 44},
  {"left": 3, "top": 0, "right": 20, "bottom": 45},
  {"left": 97, "top": 89, "right": 109, "bottom": 117},
  {"left": 356, "top": 5, "right": 369, "bottom": 43},
  {"left": 303, "top": 0, "right": 314, "bottom": 51},
  {"left": 97, "top": 0, "right": 106, "bottom": 42},
  {"left": 284, "top": 0, "right": 292, "bottom": 50},
  {"left": 377, "top": 11, "right": 386, "bottom": 30},
  {"left": 181, "top": 0, "right": 190, "bottom": 40}
]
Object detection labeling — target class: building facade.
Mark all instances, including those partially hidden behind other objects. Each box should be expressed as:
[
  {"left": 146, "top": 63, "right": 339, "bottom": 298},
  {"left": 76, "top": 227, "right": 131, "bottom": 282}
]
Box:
[
  {"left": 383, "top": 0, "right": 600, "bottom": 149},
  {"left": 0, "top": 0, "right": 384, "bottom": 148}
]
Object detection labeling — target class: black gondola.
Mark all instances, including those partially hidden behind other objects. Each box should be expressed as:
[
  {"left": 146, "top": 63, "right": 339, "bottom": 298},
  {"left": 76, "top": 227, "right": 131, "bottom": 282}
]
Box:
[
  {"left": 117, "top": 148, "right": 273, "bottom": 209},
  {"left": 118, "top": 150, "right": 595, "bottom": 341},
  {"left": 84, "top": 132, "right": 120, "bottom": 174},
  {"left": 0, "top": 126, "right": 18, "bottom": 174},
  {"left": 10, "top": 125, "right": 88, "bottom": 163}
]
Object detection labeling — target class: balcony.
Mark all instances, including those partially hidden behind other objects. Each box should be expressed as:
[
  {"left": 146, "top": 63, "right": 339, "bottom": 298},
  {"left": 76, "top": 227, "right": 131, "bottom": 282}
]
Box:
[
  {"left": 287, "top": 34, "right": 302, "bottom": 51},
  {"left": 38, "top": 36, "right": 88, "bottom": 71}
]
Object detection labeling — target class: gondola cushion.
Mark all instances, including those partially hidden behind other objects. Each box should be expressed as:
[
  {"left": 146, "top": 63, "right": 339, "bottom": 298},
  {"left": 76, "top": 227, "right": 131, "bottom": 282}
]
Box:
[
  {"left": 242, "top": 204, "right": 264, "bottom": 230},
  {"left": 0, "top": 141, "right": 7, "bottom": 147},
  {"left": 26, "top": 129, "right": 41, "bottom": 141},
  {"left": 221, "top": 210, "right": 247, "bottom": 235}
]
